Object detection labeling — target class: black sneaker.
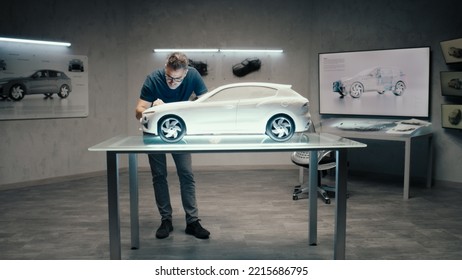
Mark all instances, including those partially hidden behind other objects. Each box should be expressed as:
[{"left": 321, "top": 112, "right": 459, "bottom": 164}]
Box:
[
  {"left": 185, "top": 220, "right": 210, "bottom": 239},
  {"left": 156, "top": 220, "right": 173, "bottom": 239}
]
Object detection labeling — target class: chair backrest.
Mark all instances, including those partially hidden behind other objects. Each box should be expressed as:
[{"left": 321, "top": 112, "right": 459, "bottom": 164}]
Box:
[{"left": 291, "top": 150, "right": 336, "bottom": 170}]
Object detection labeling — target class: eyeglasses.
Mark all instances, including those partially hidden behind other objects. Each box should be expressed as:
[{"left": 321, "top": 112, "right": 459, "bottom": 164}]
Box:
[
  {"left": 165, "top": 74, "right": 184, "bottom": 83},
  {"left": 165, "top": 69, "right": 187, "bottom": 83}
]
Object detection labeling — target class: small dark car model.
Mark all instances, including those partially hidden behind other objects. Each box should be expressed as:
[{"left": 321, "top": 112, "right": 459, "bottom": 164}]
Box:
[
  {"left": 68, "top": 59, "right": 84, "bottom": 72},
  {"left": 0, "top": 69, "right": 72, "bottom": 101},
  {"left": 188, "top": 59, "right": 208, "bottom": 76},
  {"left": 232, "top": 57, "right": 261, "bottom": 77},
  {"left": 448, "top": 78, "right": 462, "bottom": 89}
]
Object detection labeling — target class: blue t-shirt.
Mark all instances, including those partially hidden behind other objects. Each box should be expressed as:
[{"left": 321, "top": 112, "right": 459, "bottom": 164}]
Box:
[{"left": 140, "top": 66, "right": 207, "bottom": 104}]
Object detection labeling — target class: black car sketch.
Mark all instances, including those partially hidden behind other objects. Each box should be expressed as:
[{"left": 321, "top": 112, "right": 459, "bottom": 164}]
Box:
[
  {"left": 0, "top": 69, "right": 72, "bottom": 101},
  {"left": 68, "top": 59, "right": 84, "bottom": 72},
  {"left": 448, "top": 47, "right": 462, "bottom": 59},
  {"left": 448, "top": 78, "right": 462, "bottom": 89},
  {"left": 333, "top": 67, "right": 406, "bottom": 98}
]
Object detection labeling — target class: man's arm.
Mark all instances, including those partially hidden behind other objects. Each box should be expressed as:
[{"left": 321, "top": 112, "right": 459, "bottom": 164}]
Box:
[{"left": 135, "top": 98, "right": 152, "bottom": 120}]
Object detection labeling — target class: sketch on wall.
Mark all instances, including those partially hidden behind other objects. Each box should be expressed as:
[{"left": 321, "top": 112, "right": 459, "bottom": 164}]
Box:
[
  {"left": 440, "top": 38, "right": 462, "bottom": 64},
  {"left": 442, "top": 104, "right": 462, "bottom": 130},
  {"left": 319, "top": 47, "right": 430, "bottom": 118},
  {"left": 441, "top": 71, "right": 462, "bottom": 97},
  {"left": 0, "top": 45, "right": 88, "bottom": 120}
]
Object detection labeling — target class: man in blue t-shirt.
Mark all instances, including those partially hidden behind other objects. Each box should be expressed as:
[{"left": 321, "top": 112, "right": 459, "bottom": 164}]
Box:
[{"left": 135, "top": 52, "right": 209, "bottom": 239}]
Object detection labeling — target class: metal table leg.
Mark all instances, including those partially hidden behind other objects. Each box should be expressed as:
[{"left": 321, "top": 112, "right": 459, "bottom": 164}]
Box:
[
  {"left": 308, "top": 150, "right": 318, "bottom": 245},
  {"left": 403, "top": 139, "right": 411, "bottom": 200},
  {"left": 106, "top": 151, "right": 121, "bottom": 260},
  {"left": 334, "top": 149, "right": 347, "bottom": 260},
  {"left": 129, "top": 153, "right": 139, "bottom": 250}
]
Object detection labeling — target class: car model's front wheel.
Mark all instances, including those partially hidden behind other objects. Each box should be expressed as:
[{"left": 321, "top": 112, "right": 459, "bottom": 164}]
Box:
[
  {"left": 266, "top": 114, "right": 295, "bottom": 142},
  {"left": 349, "top": 82, "right": 364, "bottom": 98},
  {"left": 158, "top": 116, "right": 186, "bottom": 143},
  {"left": 57, "top": 84, "right": 71, "bottom": 98},
  {"left": 9, "top": 84, "right": 26, "bottom": 101},
  {"left": 393, "top": 81, "right": 406, "bottom": 96}
]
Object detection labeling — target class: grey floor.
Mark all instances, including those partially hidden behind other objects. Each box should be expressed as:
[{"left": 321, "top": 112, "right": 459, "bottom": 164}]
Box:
[{"left": 1, "top": 168, "right": 462, "bottom": 260}]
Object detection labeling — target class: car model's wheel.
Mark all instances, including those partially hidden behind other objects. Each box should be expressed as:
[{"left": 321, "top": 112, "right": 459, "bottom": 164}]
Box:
[
  {"left": 349, "top": 82, "right": 364, "bottom": 98},
  {"left": 266, "top": 114, "right": 295, "bottom": 142},
  {"left": 57, "top": 84, "right": 71, "bottom": 98},
  {"left": 9, "top": 84, "right": 26, "bottom": 101},
  {"left": 393, "top": 81, "right": 406, "bottom": 96},
  {"left": 158, "top": 116, "right": 186, "bottom": 143}
]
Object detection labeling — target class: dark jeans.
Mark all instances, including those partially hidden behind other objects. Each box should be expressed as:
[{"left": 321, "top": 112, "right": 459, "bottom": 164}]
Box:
[{"left": 148, "top": 153, "right": 198, "bottom": 224}]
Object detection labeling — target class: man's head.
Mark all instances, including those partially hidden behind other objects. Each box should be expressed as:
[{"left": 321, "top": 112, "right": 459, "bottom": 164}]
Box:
[{"left": 165, "top": 52, "right": 189, "bottom": 89}]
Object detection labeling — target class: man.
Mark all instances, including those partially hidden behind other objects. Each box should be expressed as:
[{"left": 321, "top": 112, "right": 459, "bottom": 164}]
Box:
[{"left": 135, "top": 52, "right": 210, "bottom": 239}]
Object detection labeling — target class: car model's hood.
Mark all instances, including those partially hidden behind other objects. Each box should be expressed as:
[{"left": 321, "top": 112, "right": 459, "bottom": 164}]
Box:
[{"left": 143, "top": 100, "right": 193, "bottom": 114}]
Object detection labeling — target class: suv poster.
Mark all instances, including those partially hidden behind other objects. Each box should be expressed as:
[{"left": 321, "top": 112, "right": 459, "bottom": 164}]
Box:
[{"left": 0, "top": 44, "right": 88, "bottom": 120}]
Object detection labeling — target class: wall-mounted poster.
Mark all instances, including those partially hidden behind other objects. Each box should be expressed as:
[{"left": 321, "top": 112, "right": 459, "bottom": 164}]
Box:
[
  {"left": 441, "top": 71, "right": 462, "bottom": 97},
  {"left": 0, "top": 45, "right": 88, "bottom": 120},
  {"left": 319, "top": 47, "right": 430, "bottom": 118},
  {"left": 440, "top": 38, "right": 462, "bottom": 64},
  {"left": 442, "top": 104, "right": 462, "bottom": 130}
]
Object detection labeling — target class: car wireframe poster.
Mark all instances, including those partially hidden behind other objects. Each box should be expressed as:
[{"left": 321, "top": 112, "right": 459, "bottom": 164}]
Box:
[
  {"left": 0, "top": 43, "right": 88, "bottom": 120},
  {"left": 319, "top": 47, "right": 430, "bottom": 117}
]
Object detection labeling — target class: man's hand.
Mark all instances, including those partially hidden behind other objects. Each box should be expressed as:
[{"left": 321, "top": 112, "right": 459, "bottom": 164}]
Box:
[{"left": 152, "top": 98, "right": 164, "bottom": 106}]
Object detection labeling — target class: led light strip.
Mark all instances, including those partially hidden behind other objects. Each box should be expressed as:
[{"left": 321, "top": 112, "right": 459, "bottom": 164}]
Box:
[
  {"left": 154, "top": 48, "right": 220, "bottom": 53},
  {"left": 220, "top": 49, "right": 283, "bottom": 53},
  {"left": 0, "top": 37, "right": 71, "bottom": 47},
  {"left": 153, "top": 48, "right": 283, "bottom": 53}
]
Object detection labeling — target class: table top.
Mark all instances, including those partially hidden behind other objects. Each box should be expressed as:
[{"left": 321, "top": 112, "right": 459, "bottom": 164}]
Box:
[{"left": 88, "top": 133, "right": 366, "bottom": 153}]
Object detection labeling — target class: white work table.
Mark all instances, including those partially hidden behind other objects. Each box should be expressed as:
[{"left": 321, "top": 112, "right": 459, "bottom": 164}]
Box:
[
  {"left": 89, "top": 133, "right": 366, "bottom": 260},
  {"left": 320, "top": 118, "right": 433, "bottom": 200}
]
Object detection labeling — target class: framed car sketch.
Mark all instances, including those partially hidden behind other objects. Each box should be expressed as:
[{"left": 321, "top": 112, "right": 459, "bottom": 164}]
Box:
[
  {"left": 441, "top": 71, "right": 462, "bottom": 97},
  {"left": 440, "top": 38, "right": 462, "bottom": 64},
  {"left": 319, "top": 47, "right": 430, "bottom": 118},
  {"left": 441, "top": 104, "right": 462, "bottom": 130},
  {"left": 0, "top": 42, "right": 88, "bottom": 120}
]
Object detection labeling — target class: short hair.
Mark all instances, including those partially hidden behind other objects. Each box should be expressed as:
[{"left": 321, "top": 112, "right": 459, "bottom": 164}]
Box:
[{"left": 166, "top": 52, "right": 189, "bottom": 70}]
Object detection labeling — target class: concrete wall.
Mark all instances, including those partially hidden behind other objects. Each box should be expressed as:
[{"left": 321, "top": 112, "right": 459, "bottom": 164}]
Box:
[{"left": 1, "top": 0, "right": 462, "bottom": 186}]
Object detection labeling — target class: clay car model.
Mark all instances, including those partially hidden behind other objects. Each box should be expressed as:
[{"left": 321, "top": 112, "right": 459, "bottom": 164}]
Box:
[
  {"left": 68, "top": 59, "right": 84, "bottom": 72},
  {"left": 333, "top": 67, "right": 406, "bottom": 98},
  {"left": 0, "top": 69, "right": 72, "bottom": 101},
  {"left": 448, "top": 78, "right": 462, "bottom": 89},
  {"left": 141, "top": 82, "right": 311, "bottom": 142}
]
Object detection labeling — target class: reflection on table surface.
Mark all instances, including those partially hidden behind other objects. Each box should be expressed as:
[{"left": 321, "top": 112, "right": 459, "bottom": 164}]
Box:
[{"left": 89, "top": 133, "right": 366, "bottom": 152}]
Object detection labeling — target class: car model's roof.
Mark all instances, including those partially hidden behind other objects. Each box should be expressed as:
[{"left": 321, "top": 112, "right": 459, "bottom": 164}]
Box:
[{"left": 211, "top": 82, "right": 292, "bottom": 91}]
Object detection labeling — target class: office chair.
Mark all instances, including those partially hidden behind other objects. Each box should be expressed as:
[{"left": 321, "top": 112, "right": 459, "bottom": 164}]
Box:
[{"left": 291, "top": 150, "right": 337, "bottom": 204}]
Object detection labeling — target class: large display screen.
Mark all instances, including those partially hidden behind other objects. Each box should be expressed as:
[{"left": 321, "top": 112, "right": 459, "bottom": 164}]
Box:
[{"left": 319, "top": 47, "right": 430, "bottom": 118}]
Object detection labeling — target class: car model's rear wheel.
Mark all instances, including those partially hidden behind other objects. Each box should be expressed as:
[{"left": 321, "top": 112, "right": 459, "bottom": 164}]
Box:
[
  {"left": 349, "top": 82, "right": 364, "bottom": 98},
  {"left": 9, "top": 84, "right": 26, "bottom": 101},
  {"left": 393, "top": 81, "right": 406, "bottom": 96},
  {"left": 57, "top": 84, "right": 71, "bottom": 98},
  {"left": 158, "top": 116, "right": 186, "bottom": 143},
  {"left": 266, "top": 114, "right": 295, "bottom": 142}
]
